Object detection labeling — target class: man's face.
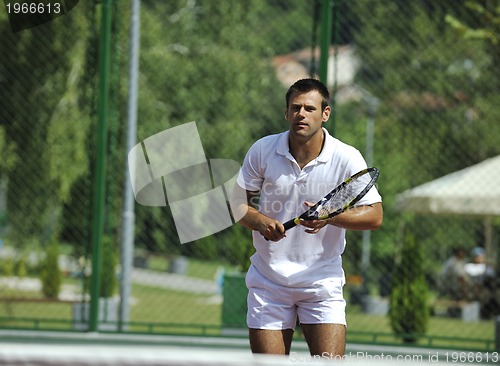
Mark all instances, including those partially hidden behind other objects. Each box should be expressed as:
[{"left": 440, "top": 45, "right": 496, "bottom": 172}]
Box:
[{"left": 285, "top": 90, "right": 330, "bottom": 139}]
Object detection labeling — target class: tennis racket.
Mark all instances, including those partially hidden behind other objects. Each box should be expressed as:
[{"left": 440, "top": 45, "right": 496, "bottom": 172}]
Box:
[{"left": 282, "top": 167, "right": 379, "bottom": 231}]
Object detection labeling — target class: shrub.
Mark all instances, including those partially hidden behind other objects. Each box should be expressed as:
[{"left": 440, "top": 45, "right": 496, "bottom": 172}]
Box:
[
  {"left": 0, "top": 257, "right": 15, "bottom": 276},
  {"left": 40, "top": 241, "right": 62, "bottom": 299},
  {"left": 389, "top": 234, "right": 429, "bottom": 343},
  {"left": 15, "top": 252, "right": 28, "bottom": 277},
  {"left": 99, "top": 235, "right": 117, "bottom": 298}
]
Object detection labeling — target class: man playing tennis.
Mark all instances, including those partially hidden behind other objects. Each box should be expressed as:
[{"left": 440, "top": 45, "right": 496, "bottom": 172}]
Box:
[{"left": 236, "top": 78, "right": 383, "bottom": 356}]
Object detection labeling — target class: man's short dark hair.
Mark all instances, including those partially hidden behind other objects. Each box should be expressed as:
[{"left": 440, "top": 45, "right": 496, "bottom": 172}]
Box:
[{"left": 285, "top": 78, "right": 330, "bottom": 111}]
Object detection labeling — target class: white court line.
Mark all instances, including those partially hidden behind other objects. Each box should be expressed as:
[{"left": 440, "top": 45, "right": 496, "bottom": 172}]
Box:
[{"left": 0, "top": 330, "right": 494, "bottom": 365}]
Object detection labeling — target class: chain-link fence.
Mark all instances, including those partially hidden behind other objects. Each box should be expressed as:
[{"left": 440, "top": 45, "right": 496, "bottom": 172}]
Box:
[{"left": 0, "top": 0, "right": 499, "bottom": 351}]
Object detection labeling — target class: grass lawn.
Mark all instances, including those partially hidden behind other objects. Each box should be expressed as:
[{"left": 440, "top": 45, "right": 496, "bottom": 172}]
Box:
[
  {"left": 126, "top": 285, "right": 496, "bottom": 350},
  {"left": 147, "top": 255, "right": 236, "bottom": 281},
  {"left": 345, "top": 305, "right": 496, "bottom": 350},
  {"left": 129, "top": 284, "right": 222, "bottom": 333}
]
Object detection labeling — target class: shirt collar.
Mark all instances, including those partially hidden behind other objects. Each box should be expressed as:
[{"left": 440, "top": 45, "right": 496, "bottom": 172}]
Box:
[
  {"left": 277, "top": 128, "right": 335, "bottom": 163},
  {"left": 317, "top": 128, "right": 335, "bottom": 163}
]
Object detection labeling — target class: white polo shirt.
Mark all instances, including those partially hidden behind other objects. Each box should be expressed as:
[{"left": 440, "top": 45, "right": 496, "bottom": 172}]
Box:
[{"left": 237, "top": 128, "right": 382, "bottom": 288}]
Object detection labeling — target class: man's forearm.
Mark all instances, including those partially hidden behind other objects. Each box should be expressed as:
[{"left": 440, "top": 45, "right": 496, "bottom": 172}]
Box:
[
  {"left": 328, "top": 202, "right": 383, "bottom": 230},
  {"left": 239, "top": 206, "right": 265, "bottom": 231},
  {"left": 238, "top": 204, "right": 286, "bottom": 242}
]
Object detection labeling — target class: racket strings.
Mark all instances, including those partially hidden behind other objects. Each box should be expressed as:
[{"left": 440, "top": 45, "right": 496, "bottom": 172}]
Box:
[{"left": 316, "top": 176, "right": 370, "bottom": 217}]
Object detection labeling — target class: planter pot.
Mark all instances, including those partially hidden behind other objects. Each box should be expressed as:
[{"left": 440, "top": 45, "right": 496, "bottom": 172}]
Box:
[
  {"left": 72, "top": 297, "right": 119, "bottom": 331},
  {"left": 362, "top": 295, "right": 389, "bottom": 315},
  {"left": 133, "top": 255, "right": 149, "bottom": 269},
  {"left": 168, "top": 256, "right": 188, "bottom": 275},
  {"left": 221, "top": 272, "right": 247, "bottom": 330}
]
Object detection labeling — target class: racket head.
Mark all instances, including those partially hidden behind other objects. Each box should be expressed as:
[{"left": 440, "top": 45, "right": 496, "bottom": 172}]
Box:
[{"left": 303, "top": 167, "right": 379, "bottom": 220}]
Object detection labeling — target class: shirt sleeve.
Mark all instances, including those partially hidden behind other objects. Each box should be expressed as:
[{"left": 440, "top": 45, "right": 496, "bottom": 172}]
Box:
[
  {"left": 344, "top": 148, "right": 382, "bottom": 206},
  {"left": 237, "top": 139, "right": 265, "bottom": 192}
]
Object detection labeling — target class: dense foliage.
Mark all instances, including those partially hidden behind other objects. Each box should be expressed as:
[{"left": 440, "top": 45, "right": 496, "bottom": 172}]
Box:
[{"left": 0, "top": 0, "right": 498, "bottom": 280}]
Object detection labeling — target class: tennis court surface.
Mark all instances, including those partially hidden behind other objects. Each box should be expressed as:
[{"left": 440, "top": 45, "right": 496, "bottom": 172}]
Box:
[{"left": 0, "top": 330, "right": 494, "bottom": 365}]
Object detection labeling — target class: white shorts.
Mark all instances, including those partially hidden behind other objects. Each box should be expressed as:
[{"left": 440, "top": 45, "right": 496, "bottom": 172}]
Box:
[{"left": 246, "top": 265, "right": 346, "bottom": 330}]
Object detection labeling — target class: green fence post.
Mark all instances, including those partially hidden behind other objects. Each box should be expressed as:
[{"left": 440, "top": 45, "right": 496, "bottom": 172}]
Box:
[
  {"left": 319, "top": 0, "right": 335, "bottom": 135},
  {"left": 318, "top": 0, "right": 333, "bottom": 85},
  {"left": 88, "top": 0, "right": 113, "bottom": 332}
]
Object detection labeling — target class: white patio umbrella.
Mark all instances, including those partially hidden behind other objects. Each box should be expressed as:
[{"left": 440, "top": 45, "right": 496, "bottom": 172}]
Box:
[
  {"left": 396, "top": 155, "right": 500, "bottom": 216},
  {"left": 395, "top": 155, "right": 500, "bottom": 262}
]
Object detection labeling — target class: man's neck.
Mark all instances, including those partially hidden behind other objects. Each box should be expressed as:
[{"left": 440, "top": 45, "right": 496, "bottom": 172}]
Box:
[{"left": 289, "top": 130, "right": 325, "bottom": 169}]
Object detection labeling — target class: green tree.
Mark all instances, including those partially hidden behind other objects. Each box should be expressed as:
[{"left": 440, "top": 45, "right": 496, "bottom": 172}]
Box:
[
  {"left": 446, "top": 0, "right": 500, "bottom": 45},
  {"left": 339, "top": 0, "right": 499, "bottom": 278},
  {"left": 133, "top": 0, "right": 295, "bottom": 260},
  {"left": 0, "top": 4, "right": 91, "bottom": 250}
]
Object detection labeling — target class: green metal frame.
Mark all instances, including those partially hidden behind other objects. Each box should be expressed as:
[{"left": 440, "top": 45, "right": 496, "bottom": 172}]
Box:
[
  {"left": 88, "top": 0, "right": 113, "bottom": 332},
  {"left": 318, "top": 0, "right": 333, "bottom": 84}
]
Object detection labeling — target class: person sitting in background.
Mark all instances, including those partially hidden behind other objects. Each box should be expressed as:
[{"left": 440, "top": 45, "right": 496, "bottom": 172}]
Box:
[
  {"left": 465, "top": 246, "right": 496, "bottom": 312},
  {"left": 439, "top": 247, "right": 470, "bottom": 301},
  {"left": 464, "top": 247, "right": 494, "bottom": 284}
]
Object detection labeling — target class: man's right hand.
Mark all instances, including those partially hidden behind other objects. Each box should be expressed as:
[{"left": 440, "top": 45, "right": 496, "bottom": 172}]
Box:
[
  {"left": 258, "top": 218, "right": 286, "bottom": 242},
  {"left": 237, "top": 189, "right": 286, "bottom": 242}
]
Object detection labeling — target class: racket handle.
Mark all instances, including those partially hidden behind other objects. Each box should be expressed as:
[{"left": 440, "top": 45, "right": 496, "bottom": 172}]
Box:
[
  {"left": 283, "top": 218, "right": 299, "bottom": 231},
  {"left": 263, "top": 218, "right": 298, "bottom": 241}
]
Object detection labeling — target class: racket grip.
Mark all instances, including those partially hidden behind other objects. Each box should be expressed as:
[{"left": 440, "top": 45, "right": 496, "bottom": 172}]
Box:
[
  {"left": 263, "top": 218, "right": 298, "bottom": 241},
  {"left": 283, "top": 218, "right": 299, "bottom": 231}
]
